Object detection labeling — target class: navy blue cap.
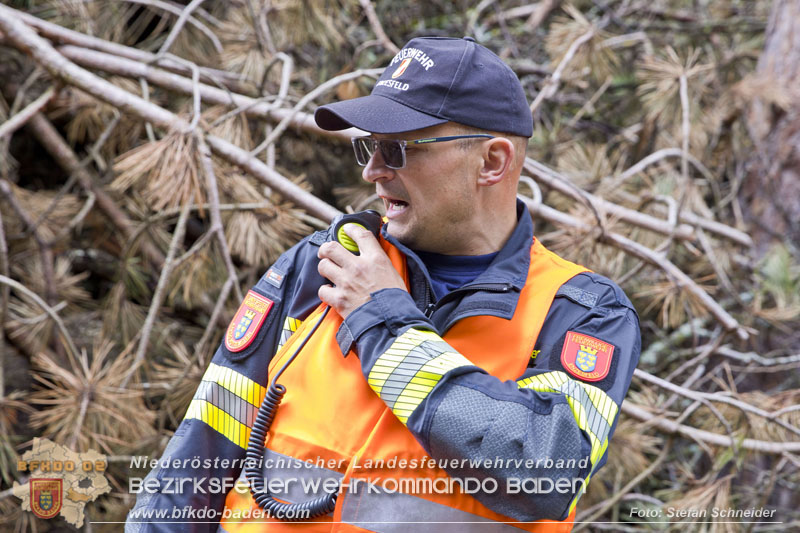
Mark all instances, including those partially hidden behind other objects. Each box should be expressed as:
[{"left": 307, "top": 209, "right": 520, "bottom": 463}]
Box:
[{"left": 314, "top": 37, "right": 533, "bottom": 137}]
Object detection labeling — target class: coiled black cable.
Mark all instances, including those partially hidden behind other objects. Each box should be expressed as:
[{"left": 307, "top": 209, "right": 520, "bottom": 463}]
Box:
[
  {"left": 244, "top": 306, "right": 338, "bottom": 521},
  {"left": 243, "top": 211, "right": 382, "bottom": 520}
]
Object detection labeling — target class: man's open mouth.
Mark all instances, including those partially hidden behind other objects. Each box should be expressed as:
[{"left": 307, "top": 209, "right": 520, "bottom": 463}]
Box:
[{"left": 381, "top": 196, "right": 409, "bottom": 217}]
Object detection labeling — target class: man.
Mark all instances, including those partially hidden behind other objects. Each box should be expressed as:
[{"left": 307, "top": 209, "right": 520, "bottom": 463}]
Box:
[{"left": 127, "top": 37, "right": 640, "bottom": 532}]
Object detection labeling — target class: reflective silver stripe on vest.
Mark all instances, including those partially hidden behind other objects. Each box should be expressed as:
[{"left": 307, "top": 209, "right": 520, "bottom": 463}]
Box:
[
  {"left": 341, "top": 483, "right": 529, "bottom": 532},
  {"left": 232, "top": 449, "right": 527, "bottom": 531}
]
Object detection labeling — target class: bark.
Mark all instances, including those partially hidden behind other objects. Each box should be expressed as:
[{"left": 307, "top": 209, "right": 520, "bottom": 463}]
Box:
[{"left": 742, "top": 0, "right": 800, "bottom": 253}]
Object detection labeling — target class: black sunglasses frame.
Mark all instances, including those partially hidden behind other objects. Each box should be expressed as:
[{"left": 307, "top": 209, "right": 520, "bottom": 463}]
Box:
[{"left": 351, "top": 134, "right": 495, "bottom": 169}]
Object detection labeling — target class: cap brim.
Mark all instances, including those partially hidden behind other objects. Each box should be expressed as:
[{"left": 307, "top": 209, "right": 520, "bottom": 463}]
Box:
[{"left": 314, "top": 94, "right": 446, "bottom": 134}]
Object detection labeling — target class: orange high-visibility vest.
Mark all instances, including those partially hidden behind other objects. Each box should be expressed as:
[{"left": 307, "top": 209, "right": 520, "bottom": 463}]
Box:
[{"left": 220, "top": 237, "right": 587, "bottom": 532}]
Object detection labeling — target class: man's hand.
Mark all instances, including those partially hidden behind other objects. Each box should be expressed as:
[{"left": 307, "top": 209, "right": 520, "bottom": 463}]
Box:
[{"left": 317, "top": 224, "right": 407, "bottom": 319}]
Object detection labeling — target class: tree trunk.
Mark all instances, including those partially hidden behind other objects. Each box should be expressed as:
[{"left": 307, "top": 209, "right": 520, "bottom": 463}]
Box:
[{"left": 742, "top": 0, "right": 800, "bottom": 253}]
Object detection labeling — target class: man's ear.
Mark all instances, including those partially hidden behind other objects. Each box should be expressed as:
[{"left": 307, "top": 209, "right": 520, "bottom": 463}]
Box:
[{"left": 478, "top": 137, "right": 515, "bottom": 186}]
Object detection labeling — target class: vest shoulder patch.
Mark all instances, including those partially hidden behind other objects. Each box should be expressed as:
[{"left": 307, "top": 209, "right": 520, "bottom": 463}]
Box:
[
  {"left": 556, "top": 284, "right": 599, "bottom": 308},
  {"left": 225, "top": 290, "right": 274, "bottom": 352},
  {"left": 560, "top": 330, "right": 614, "bottom": 381}
]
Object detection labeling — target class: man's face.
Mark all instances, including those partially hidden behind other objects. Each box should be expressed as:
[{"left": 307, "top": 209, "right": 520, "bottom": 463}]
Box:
[{"left": 361, "top": 123, "right": 484, "bottom": 254}]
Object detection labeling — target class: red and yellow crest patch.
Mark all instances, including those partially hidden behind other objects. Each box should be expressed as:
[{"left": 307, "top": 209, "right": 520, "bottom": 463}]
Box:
[
  {"left": 30, "top": 478, "right": 62, "bottom": 519},
  {"left": 560, "top": 331, "right": 614, "bottom": 382},
  {"left": 225, "top": 291, "right": 273, "bottom": 352}
]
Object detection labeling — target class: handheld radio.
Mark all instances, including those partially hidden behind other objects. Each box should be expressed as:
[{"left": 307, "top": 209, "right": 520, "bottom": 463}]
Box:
[
  {"left": 244, "top": 210, "right": 383, "bottom": 520},
  {"left": 330, "top": 209, "right": 383, "bottom": 254}
]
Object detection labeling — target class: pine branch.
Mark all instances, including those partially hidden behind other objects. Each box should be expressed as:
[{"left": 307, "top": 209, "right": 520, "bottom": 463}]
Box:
[
  {"left": 524, "top": 158, "right": 697, "bottom": 241},
  {"left": 23, "top": 112, "right": 167, "bottom": 269},
  {"left": 519, "top": 193, "right": 749, "bottom": 340},
  {"left": 0, "top": 85, "right": 55, "bottom": 141},
  {"left": 0, "top": 274, "right": 80, "bottom": 364},
  {"left": 125, "top": 201, "right": 191, "bottom": 387},
  {"left": 0, "top": 6, "right": 342, "bottom": 222},
  {"left": 622, "top": 402, "right": 800, "bottom": 454},
  {"left": 56, "top": 44, "right": 357, "bottom": 142},
  {"left": 358, "top": 0, "right": 399, "bottom": 54},
  {"left": 15, "top": 9, "right": 247, "bottom": 92}
]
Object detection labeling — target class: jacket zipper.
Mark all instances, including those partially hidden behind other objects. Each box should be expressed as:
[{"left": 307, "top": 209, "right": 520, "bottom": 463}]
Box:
[{"left": 423, "top": 283, "right": 514, "bottom": 319}]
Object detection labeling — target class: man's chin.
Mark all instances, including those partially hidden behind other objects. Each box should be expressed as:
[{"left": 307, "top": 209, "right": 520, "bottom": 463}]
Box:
[{"left": 385, "top": 221, "right": 416, "bottom": 247}]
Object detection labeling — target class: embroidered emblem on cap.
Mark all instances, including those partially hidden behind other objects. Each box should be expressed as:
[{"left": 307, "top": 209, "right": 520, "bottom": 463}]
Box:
[
  {"left": 225, "top": 290, "right": 273, "bottom": 352},
  {"left": 560, "top": 331, "right": 614, "bottom": 381},
  {"left": 392, "top": 57, "right": 412, "bottom": 78}
]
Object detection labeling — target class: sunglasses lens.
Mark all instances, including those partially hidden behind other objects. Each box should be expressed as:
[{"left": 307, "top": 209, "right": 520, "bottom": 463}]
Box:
[
  {"left": 378, "top": 140, "right": 404, "bottom": 168},
  {"left": 351, "top": 138, "right": 405, "bottom": 168},
  {"left": 352, "top": 138, "right": 373, "bottom": 166}
]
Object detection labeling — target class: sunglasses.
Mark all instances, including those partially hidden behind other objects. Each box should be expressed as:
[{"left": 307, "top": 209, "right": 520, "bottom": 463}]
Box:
[{"left": 351, "top": 134, "right": 494, "bottom": 169}]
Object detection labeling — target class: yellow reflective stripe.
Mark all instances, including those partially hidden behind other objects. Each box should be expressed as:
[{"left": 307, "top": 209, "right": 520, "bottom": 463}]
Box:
[
  {"left": 185, "top": 399, "right": 251, "bottom": 449},
  {"left": 367, "top": 351, "right": 406, "bottom": 395},
  {"left": 198, "top": 362, "right": 265, "bottom": 407},
  {"left": 517, "top": 371, "right": 618, "bottom": 450},
  {"left": 369, "top": 331, "right": 425, "bottom": 393},
  {"left": 185, "top": 363, "right": 267, "bottom": 449},
  {"left": 369, "top": 329, "right": 472, "bottom": 424},
  {"left": 517, "top": 371, "right": 619, "bottom": 512},
  {"left": 276, "top": 316, "right": 303, "bottom": 352}
]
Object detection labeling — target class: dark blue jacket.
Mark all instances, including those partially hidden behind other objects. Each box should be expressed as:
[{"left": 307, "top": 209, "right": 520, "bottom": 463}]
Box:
[{"left": 126, "top": 201, "right": 640, "bottom": 530}]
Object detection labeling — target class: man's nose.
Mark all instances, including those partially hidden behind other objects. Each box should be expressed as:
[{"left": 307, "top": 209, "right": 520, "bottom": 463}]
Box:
[{"left": 362, "top": 147, "right": 393, "bottom": 184}]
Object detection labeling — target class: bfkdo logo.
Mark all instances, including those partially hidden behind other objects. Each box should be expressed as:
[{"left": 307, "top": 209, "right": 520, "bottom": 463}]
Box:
[
  {"left": 30, "top": 479, "right": 62, "bottom": 519},
  {"left": 13, "top": 438, "right": 111, "bottom": 527}
]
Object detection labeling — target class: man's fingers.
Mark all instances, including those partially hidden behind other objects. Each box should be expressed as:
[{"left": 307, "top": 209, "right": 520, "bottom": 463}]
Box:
[
  {"left": 317, "top": 240, "right": 352, "bottom": 266},
  {"left": 317, "top": 257, "right": 341, "bottom": 283},
  {"left": 317, "top": 283, "right": 334, "bottom": 305}
]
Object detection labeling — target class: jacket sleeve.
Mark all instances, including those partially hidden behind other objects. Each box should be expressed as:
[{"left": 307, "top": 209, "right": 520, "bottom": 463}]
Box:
[
  {"left": 340, "top": 271, "right": 640, "bottom": 522},
  {"left": 125, "top": 233, "right": 328, "bottom": 532}
]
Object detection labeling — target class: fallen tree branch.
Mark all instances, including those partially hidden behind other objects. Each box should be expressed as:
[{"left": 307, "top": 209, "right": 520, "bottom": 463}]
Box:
[
  {"left": 524, "top": 157, "right": 696, "bottom": 241},
  {"left": 123, "top": 0, "right": 222, "bottom": 53},
  {"left": 126, "top": 200, "right": 191, "bottom": 387},
  {"left": 525, "top": 155, "right": 752, "bottom": 246},
  {"left": 0, "top": 274, "right": 80, "bottom": 363},
  {"left": 358, "top": 0, "right": 399, "bottom": 54},
  {"left": 574, "top": 440, "right": 670, "bottom": 529},
  {"left": 0, "top": 6, "right": 342, "bottom": 222},
  {"left": 622, "top": 401, "right": 800, "bottom": 454},
  {"left": 250, "top": 67, "right": 383, "bottom": 156},
  {"left": 0, "top": 85, "right": 55, "bottom": 140},
  {"left": 56, "top": 44, "right": 356, "bottom": 142},
  {"left": 519, "top": 194, "right": 749, "bottom": 339},
  {"left": 14, "top": 9, "right": 247, "bottom": 92},
  {"left": 0, "top": 179, "right": 57, "bottom": 308},
  {"left": 156, "top": 0, "right": 211, "bottom": 56},
  {"left": 530, "top": 27, "right": 594, "bottom": 114},
  {"left": 525, "top": 0, "right": 563, "bottom": 31},
  {"left": 634, "top": 368, "right": 800, "bottom": 438},
  {"left": 715, "top": 346, "right": 800, "bottom": 366},
  {"left": 0, "top": 210, "right": 7, "bottom": 398},
  {"left": 23, "top": 113, "right": 166, "bottom": 269},
  {"left": 196, "top": 132, "right": 242, "bottom": 304}
]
